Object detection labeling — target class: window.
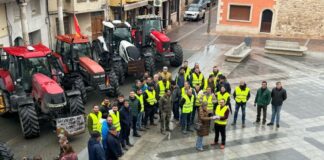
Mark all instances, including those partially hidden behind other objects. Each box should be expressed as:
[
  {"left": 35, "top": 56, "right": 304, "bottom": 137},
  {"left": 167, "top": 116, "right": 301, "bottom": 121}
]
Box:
[
  {"left": 77, "top": 0, "right": 87, "bottom": 2},
  {"left": 56, "top": 17, "right": 71, "bottom": 35},
  {"left": 170, "top": 0, "right": 177, "bottom": 14},
  {"left": 29, "top": 30, "right": 41, "bottom": 45},
  {"left": 229, "top": 5, "right": 251, "bottom": 21},
  {"left": 30, "top": 0, "right": 41, "bottom": 16}
]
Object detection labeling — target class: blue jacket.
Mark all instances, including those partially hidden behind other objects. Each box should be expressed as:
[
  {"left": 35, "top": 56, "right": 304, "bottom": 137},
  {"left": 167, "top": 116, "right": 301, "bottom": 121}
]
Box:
[
  {"left": 101, "top": 120, "right": 110, "bottom": 151},
  {"left": 106, "top": 133, "right": 123, "bottom": 160},
  {"left": 88, "top": 137, "right": 106, "bottom": 160},
  {"left": 120, "top": 106, "right": 132, "bottom": 128}
]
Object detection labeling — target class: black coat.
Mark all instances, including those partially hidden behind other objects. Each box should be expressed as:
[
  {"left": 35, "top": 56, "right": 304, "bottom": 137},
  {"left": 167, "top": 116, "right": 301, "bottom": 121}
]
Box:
[
  {"left": 106, "top": 133, "right": 123, "bottom": 160},
  {"left": 87, "top": 137, "right": 105, "bottom": 160},
  {"left": 271, "top": 88, "right": 287, "bottom": 106},
  {"left": 119, "top": 106, "right": 132, "bottom": 128}
]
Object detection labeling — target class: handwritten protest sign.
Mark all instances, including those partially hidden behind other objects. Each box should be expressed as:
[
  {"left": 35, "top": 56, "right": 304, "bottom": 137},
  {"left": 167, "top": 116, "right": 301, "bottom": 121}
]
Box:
[{"left": 56, "top": 115, "right": 85, "bottom": 135}]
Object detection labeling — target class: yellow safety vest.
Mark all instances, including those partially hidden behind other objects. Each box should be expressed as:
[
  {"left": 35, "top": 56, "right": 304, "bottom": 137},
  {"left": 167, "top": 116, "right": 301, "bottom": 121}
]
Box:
[
  {"left": 235, "top": 87, "right": 250, "bottom": 103},
  {"left": 210, "top": 71, "right": 222, "bottom": 80},
  {"left": 145, "top": 90, "right": 157, "bottom": 105},
  {"left": 184, "top": 67, "right": 191, "bottom": 80},
  {"left": 191, "top": 73, "right": 203, "bottom": 87},
  {"left": 216, "top": 91, "right": 230, "bottom": 103},
  {"left": 195, "top": 93, "right": 202, "bottom": 106},
  {"left": 203, "top": 95, "right": 214, "bottom": 111},
  {"left": 203, "top": 79, "right": 215, "bottom": 91},
  {"left": 158, "top": 80, "right": 170, "bottom": 97},
  {"left": 181, "top": 87, "right": 192, "bottom": 96},
  {"left": 89, "top": 112, "right": 102, "bottom": 133},
  {"left": 182, "top": 94, "right": 194, "bottom": 113},
  {"left": 135, "top": 94, "right": 144, "bottom": 112},
  {"left": 214, "top": 105, "right": 228, "bottom": 125},
  {"left": 109, "top": 110, "right": 121, "bottom": 131}
]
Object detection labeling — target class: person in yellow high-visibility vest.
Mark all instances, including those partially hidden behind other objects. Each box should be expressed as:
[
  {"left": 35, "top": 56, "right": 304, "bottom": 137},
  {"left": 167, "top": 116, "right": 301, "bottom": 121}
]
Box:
[
  {"left": 179, "top": 89, "right": 195, "bottom": 134},
  {"left": 216, "top": 86, "right": 232, "bottom": 113},
  {"left": 190, "top": 68, "right": 204, "bottom": 89},
  {"left": 203, "top": 75, "right": 216, "bottom": 93},
  {"left": 182, "top": 60, "right": 191, "bottom": 80},
  {"left": 109, "top": 104, "right": 121, "bottom": 133},
  {"left": 135, "top": 89, "right": 145, "bottom": 131},
  {"left": 156, "top": 78, "right": 171, "bottom": 98},
  {"left": 181, "top": 81, "right": 193, "bottom": 97},
  {"left": 212, "top": 99, "right": 230, "bottom": 149},
  {"left": 87, "top": 105, "right": 102, "bottom": 134},
  {"left": 232, "top": 81, "right": 251, "bottom": 128},
  {"left": 209, "top": 65, "right": 222, "bottom": 82},
  {"left": 191, "top": 85, "right": 203, "bottom": 125},
  {"left": 143, "top": 85, "right": 158, "bottom": 128},
  {"left": 200, "top": 87, "right": 217, "bottom": 112}
]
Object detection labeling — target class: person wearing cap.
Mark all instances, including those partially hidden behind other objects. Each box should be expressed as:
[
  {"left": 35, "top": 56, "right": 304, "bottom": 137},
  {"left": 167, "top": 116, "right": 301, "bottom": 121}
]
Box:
[
  {"left": 88, "top": 131, "right": 105, "bottom": 160},
  {"left": 209, "top": 65, "right": 222, "bottom": 81},
  {"left": 215, "top": 75, "right": 231, "bottom": 93},
  {"left": 216, "top": 86, "right": 232, "bottom": 113},
  {"left": 254, "top": 81, "right": 271, "bottom": 125},
  {"left": 129, "top": 91, "right": 141, "bottom": 137},
  {"left": 119, "top": 100, "right": 133, "bottom": 150},
  {"left": 212, "top": 99, "right": 230, "bottom": 149},
  {"left": 232, "top": 80, "right": 251, "bottom": 128},
  {"left": 159, "top": 66, "right": 172, "bottom": 81},
  {"left": 179, "top": 89, "right": 195, "bottom": 134},
  {"left": 159, "top": 89, "right": 172, "bottom": 134},
  {"left": 135, "top": 89, "right": 145, "bottom": 131},
  {"left": 195, "top": 102, "right": 213, "bottom": 151},
  {"left": 175, "top": 67, "right": 186, "bottom": 89},
  {"left": 143, "top": 84, "right": 158, "bottom": 128},
  {"left": 171, "top": 80, "right": 181, "bottom": 121},
  {"left": 100, "top": 98, "right": 111, "bottom": 115},
  {"left": 190, "top": 68, "right": 204, "bottom": 89},
  {"left": 182, "top": 60, "right": 191, "bottom": 80},
  {"left": 87, "top": 105, "right": 103, "bottom": 134},
  {"left": 106, "top": 126, "right": 123, "bottom": 160}
]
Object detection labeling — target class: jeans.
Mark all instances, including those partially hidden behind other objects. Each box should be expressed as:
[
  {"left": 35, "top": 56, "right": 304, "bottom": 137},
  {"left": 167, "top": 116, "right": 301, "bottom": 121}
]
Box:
[
  {"left": 256, "top": 105, "right": 267, "bottom": 123},
  {"left": 196, "top": 136, "right": 203, "bottom": 149},
  {"left": 136, "top": 112, "right": 144, "bottom": 129},
  {"left": 190, "top": 106, "right": 199, "bottom": 125},
  {"left": 172, "top": 101, "right": 180, "bottom": 120},
  {"left": 271, "top": 105, "right": 282, "bottom": 125},
  {"left": 233, "top": 103, "right": 246, "bottom": 124},
  {"left": 181, "top": 112, "right": 191, "bottom": 130},
  {"left": 132, "top": 115, "right": 138, "bottom": 135},
  {"left": 214, "top": 124, "right": 226, "bottom": 145}
]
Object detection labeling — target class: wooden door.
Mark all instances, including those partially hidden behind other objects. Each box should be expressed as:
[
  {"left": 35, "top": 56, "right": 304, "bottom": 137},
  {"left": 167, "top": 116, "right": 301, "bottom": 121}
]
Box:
[
  {"left": 91, "top": 12, "right": 104, "bottom": 40},
  {"left": 260, "top": 10, "right": 273, "bottom": 33}
]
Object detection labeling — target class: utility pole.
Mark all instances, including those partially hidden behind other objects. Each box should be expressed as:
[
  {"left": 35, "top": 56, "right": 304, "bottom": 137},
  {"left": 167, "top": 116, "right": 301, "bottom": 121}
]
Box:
[
  {"left": 18, "top": 2, "right": 30, "bottom": 45},
  {"left": 57, "top": 0, "right": 65, "bottom": 35},
  {"left": 207, "top": 0, "right": 212, "bottom": 33}
]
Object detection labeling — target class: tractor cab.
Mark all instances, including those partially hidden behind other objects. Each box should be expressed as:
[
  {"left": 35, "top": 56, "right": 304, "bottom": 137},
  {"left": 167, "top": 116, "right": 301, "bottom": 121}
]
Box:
[
  {"left": 134, "top": 15, "right": 164, "bottom": 46},
  {"left": 102, "top": 20, "right": 132, "bottom": 52}
]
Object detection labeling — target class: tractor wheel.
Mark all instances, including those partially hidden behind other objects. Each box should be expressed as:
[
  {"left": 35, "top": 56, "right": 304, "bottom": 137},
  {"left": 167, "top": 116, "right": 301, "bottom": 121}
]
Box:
[
  {"left": 72, "top": 78, "right": 87, "bottom": 104},
  {"left": 113, "top": 61, "right": 125, "bottom": 85},
  {"left": 18, "top": 104, "right": 40, "bottom": 138},
  {"left": 67, "top": 95, "right": 84, "bottom": 116},
  {"left": 144, "top": 56, "right": 156, "bottom": 76},
  {"left": 107, "top": 70, "right": 119, "bottom": 97},
  {"left": 0, "top": 91, "right": 10, "bottom": 116},
  {"left": 0, "top": 142, "right": 14, "bottom": 160},
  {"left": 170, "top": 44, "right": 183, "bottom": 67}
]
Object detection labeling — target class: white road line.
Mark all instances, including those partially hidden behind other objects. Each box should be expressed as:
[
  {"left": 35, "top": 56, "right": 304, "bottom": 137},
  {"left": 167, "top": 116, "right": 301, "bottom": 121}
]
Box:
[{"left": 304, "top": 39, "right": 311, "bottom": 46}]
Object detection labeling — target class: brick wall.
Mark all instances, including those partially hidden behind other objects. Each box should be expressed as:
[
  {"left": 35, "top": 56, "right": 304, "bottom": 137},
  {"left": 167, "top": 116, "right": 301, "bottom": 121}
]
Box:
[{"left": 275, "top": 0, "right": 324, "bottom": 38}]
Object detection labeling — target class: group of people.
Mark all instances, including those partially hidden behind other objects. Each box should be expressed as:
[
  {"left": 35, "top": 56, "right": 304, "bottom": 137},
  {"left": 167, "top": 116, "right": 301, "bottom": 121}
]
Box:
[{"left": 80, "top": 60, "right": 287, "bottom": 159}]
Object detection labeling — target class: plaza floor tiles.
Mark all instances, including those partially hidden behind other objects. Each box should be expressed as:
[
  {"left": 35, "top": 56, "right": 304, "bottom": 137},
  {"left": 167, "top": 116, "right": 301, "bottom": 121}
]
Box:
[
  {"left": 304, "top": 137, "right": 324, "bottom": 152},
  {"left": 233, "top": 148, "right": 309, "bottom": 160},
  {"left": 306, "top": 125, "right": 324, "bottom": 132}
]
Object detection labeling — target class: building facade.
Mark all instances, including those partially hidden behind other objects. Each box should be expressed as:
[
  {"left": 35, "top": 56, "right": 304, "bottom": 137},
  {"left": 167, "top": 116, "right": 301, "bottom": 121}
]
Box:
[{"left": 0, "top": 0, "right": 50, "bottom": 47}]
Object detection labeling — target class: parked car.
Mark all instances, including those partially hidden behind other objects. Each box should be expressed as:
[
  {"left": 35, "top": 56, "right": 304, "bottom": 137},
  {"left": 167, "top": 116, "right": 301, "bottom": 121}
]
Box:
[{"left": 183, "top": 4, "right": 206, "bottom": 21}]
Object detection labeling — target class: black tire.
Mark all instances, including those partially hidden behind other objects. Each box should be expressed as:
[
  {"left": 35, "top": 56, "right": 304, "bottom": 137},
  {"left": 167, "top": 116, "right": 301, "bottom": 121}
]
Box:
[
  {"left": 0, "top": 142, "right": 14, "bottom": 160},
  {"left": 113, "top": 60, "right": 125, "bottom": 85},
  {"left": 107, "top": 70, "right": 119, "bottom": 97},
  {"left": 144, "top": 56, "right": 155, "bottom": 76},
  {"left": 170, "top": 44, "right": 183, "bottom": 67},
  {"left": 67, "top": 95, "right": 84, "bottom": 116},
  {"left": 72, "top": 78, "right": 87, "bottom": 104},
  {"left": 18, "top": 104, "right": 40, "bottom": 138}
]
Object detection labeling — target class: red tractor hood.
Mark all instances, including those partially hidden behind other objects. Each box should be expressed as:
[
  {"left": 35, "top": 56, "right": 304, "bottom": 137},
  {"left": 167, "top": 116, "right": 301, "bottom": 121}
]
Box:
[
  {"left": 79, "top": 56, "right": 105, "bottom": 74},
  {"left": 150, "top": 30, "right": 170, "bottom": 43},
  {"left": 33, "top": 73, "right": 64, "bottom": 95}
]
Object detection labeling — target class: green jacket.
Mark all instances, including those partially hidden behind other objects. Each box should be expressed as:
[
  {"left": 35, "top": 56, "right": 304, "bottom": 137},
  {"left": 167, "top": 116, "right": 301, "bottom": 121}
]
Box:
[
  {"left": 254, "top": 88, "right": 271, "bottom": 106},
  {"left": 129, "top": 98, "right": 140, "bottom": 116}
]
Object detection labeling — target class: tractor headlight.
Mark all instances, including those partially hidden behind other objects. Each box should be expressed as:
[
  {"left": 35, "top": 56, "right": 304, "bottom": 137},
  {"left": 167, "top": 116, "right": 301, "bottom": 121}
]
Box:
[{"left": 47, "top": 102, "right": 66, "bottom": 108}]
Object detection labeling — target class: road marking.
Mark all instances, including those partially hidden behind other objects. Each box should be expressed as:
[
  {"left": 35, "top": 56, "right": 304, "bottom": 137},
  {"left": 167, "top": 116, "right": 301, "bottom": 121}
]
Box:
[{"left": 304, "top": 39, "right": 310, "bottom": 46}]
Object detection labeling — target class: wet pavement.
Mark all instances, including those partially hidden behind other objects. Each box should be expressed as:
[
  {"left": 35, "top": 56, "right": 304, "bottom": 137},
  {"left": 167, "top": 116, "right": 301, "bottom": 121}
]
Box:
[{"left": 2, "top": 5, "right": 324, "bottom": 160}]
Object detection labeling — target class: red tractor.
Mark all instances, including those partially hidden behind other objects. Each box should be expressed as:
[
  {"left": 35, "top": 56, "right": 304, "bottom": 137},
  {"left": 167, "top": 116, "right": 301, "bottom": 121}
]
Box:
[
  {"left": 54, "top": 34, "right": 119, "bottom": 98},
  {"left": 0, "top": 44, "right": 85, "bottom": 138},
  {"left": 132, "top": 15, "right": 183, "bottom": 67}
]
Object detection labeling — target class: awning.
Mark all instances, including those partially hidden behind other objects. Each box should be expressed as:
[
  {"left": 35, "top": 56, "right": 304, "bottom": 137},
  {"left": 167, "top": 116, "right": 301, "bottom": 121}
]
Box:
[{"left": 124, "top": 0, "right": 148, "bottom": 11}]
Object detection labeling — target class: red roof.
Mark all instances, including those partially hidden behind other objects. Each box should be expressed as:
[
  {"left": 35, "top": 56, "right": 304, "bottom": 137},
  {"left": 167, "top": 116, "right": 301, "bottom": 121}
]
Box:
[{"left": 3, "top": 44, "right": 51, "bottom": 58}]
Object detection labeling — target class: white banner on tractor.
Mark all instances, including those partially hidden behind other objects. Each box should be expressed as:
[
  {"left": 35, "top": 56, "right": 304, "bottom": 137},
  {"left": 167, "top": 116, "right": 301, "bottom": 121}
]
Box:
[{"left": 154, "top": 0, "right": 162, "bottom": 7}]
